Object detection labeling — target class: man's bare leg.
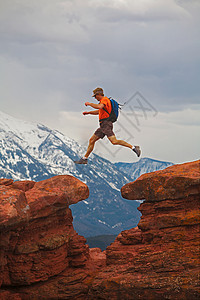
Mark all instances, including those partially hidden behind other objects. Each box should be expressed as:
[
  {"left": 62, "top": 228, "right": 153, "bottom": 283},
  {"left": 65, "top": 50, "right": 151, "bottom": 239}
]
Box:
[
  {"left": 108, "top": 135, "right": 132, "bottom": 148},
  {"left": 74, "top": 134, "right": 100, "bottom": 164},
  {"left": 85, "top": 134, "right": 100, "bottom": 158},
  {"left": 108, "top": 135, "right": 141, "bottom": 157}
]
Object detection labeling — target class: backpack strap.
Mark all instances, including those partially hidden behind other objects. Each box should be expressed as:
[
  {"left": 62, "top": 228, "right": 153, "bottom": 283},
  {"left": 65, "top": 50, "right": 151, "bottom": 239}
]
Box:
[
  {"left": 100, "top": 100, "right": 111, "bottom": 123},
  {"left": 118, "top": 101, "right": 126, "bottom": 109},
  {"left": 102, "top": 106, "right": 109, "bottom": 114},
  {"left": 101, "top": 98, "right": 110, "bottom": 114}
]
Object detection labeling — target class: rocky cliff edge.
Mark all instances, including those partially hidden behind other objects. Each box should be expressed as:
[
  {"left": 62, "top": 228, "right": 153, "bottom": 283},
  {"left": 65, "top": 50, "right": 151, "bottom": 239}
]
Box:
[
  {"left": 89, "top": 160, "right": 200, "bottom": 299},
  {"left": 0, "top": 160, "right": 199, "bottom": 299},
  {"left": 0, "top": 175, "right": 106, "bottom": 299}
]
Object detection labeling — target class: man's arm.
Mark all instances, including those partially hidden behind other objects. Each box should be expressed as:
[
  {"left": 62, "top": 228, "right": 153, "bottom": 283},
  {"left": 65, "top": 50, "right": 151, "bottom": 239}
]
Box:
[
  {"left": 83, "top": 110, "right": 99, "bottom": 115},
  {"left": 85, "top": 102, "right": 104, "bottom": 109}
]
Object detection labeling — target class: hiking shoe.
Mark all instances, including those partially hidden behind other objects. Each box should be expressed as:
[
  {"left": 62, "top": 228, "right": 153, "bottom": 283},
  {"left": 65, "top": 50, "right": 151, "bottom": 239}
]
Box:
[
  {"left": 74, "top": 157, "right": 88, "bottom": 164},
  {"left": 133, "top": 146, "right": 141, "bottom": 157}
]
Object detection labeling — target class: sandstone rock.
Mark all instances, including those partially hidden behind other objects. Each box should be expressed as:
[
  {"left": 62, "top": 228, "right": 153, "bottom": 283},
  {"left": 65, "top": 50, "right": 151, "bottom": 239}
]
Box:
[
  {"left": 116, "top": 226, "right": 143, "bottom": 245},
  {"left": 11, "top": 180, "right": 35, "bottom": 192},
  {"left": 0, "top": 175, "right": 89, "bottom": 228},
  {"left": 121, "top": 160, "right": 200, "bottom": 201},
  {"left": 25, "top": 175, "right": 89, "bottom": 219},
  {"left": 0, "top": 186, "right": 29, "bottom": 228},
  {"left": 0, "top": 290, "right": 22, "bottom": 300},
  {"left": 9, "top": 265, "right": 100, "bottom": 300},
  {"left": 0, "top": 179, "right": 13, "bottom": 186},
  {"left": 89, "top": 248, "right": 106, "bottom": 268},
  {"left": 1, "top": 161, "right": 199, "bottom": 299},
  {"left": 0, "top": 175, "right": 91, "bottom": 291},
  {"left": 89, "top": 160, "right": 200, "bottom": 299}
]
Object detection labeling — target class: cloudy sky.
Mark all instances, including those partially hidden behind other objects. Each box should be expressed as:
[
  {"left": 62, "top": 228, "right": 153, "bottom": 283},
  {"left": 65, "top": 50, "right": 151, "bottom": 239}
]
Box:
[{"left": 0, "top": 0, "right": 200, "bottom": 164}]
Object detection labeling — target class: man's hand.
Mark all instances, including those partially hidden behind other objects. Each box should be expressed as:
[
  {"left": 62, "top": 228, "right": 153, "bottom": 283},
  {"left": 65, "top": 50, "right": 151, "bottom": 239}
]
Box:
[
  {"left": 83, "top": 111, "right": 89, "bottom": 115},
  {"left": 85, "top": 102, "right": 90, "bottom": 106},
  {"left": 83, "top": 110, "right": 99, "bottom": 115}
]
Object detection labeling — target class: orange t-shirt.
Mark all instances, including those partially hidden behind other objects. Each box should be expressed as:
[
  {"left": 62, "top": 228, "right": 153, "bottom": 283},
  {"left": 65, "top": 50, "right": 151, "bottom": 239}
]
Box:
[{"left": 99, "top": 97, "right": 111, "bottom": 121}]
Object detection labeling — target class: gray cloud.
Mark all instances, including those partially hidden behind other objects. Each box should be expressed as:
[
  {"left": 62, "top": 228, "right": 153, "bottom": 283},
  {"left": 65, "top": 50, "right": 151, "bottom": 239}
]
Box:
[
  {"left": 93, "top": 0, "right": 190, "bottom": 22},
  {"left": 0, "top": 0, "right": 200, "bottom": 120}
]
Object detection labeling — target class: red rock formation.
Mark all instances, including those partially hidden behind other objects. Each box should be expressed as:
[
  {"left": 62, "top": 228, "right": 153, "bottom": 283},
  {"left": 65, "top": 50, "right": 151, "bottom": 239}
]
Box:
[
  {"left": 0, "top": 175, "right": 106, "bottom": 299},
  {"left": 88, "top": 160, "right": 200, "bottom": 299},
  {"left": 0, "top": 160, "right": 199, "bottom": 299}
]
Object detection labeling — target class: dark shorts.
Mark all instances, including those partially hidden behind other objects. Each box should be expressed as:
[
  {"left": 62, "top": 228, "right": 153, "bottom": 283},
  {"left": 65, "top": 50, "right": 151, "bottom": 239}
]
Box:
[{"left": 94, "top": 120, "right": 115, "bottom": 139}]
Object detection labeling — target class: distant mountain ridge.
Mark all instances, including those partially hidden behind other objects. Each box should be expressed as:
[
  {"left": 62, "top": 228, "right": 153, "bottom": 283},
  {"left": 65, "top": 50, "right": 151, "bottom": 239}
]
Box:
[
  {"left": 115, "top": 157, "right": 173, "bottom": 181},
  {"left": 0, "top": 110, "right": 173, "bottom": 236}
]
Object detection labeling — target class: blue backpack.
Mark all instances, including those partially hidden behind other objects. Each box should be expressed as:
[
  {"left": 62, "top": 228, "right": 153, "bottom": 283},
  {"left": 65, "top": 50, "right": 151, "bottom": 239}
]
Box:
[{"left": 103, "top": 97, "right": 120, "bottom": 123}]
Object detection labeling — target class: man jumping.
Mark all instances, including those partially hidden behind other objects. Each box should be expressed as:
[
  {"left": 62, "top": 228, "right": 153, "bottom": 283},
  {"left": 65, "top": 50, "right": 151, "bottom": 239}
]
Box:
[{"left": 74, "top": 87, "right": 141, "bottom": 164}]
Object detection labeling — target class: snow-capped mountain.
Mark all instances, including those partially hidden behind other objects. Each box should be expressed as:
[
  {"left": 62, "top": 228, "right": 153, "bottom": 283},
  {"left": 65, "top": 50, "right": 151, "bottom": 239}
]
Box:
[
  {"left": 115, "top": 158, "right": 173, "bottom": 181},
  {"left": 0, "top": 111, "right": 82, "bottom": 181},
  {"left": 0, "top": 110, "right": 173, "bottom": 237}
]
